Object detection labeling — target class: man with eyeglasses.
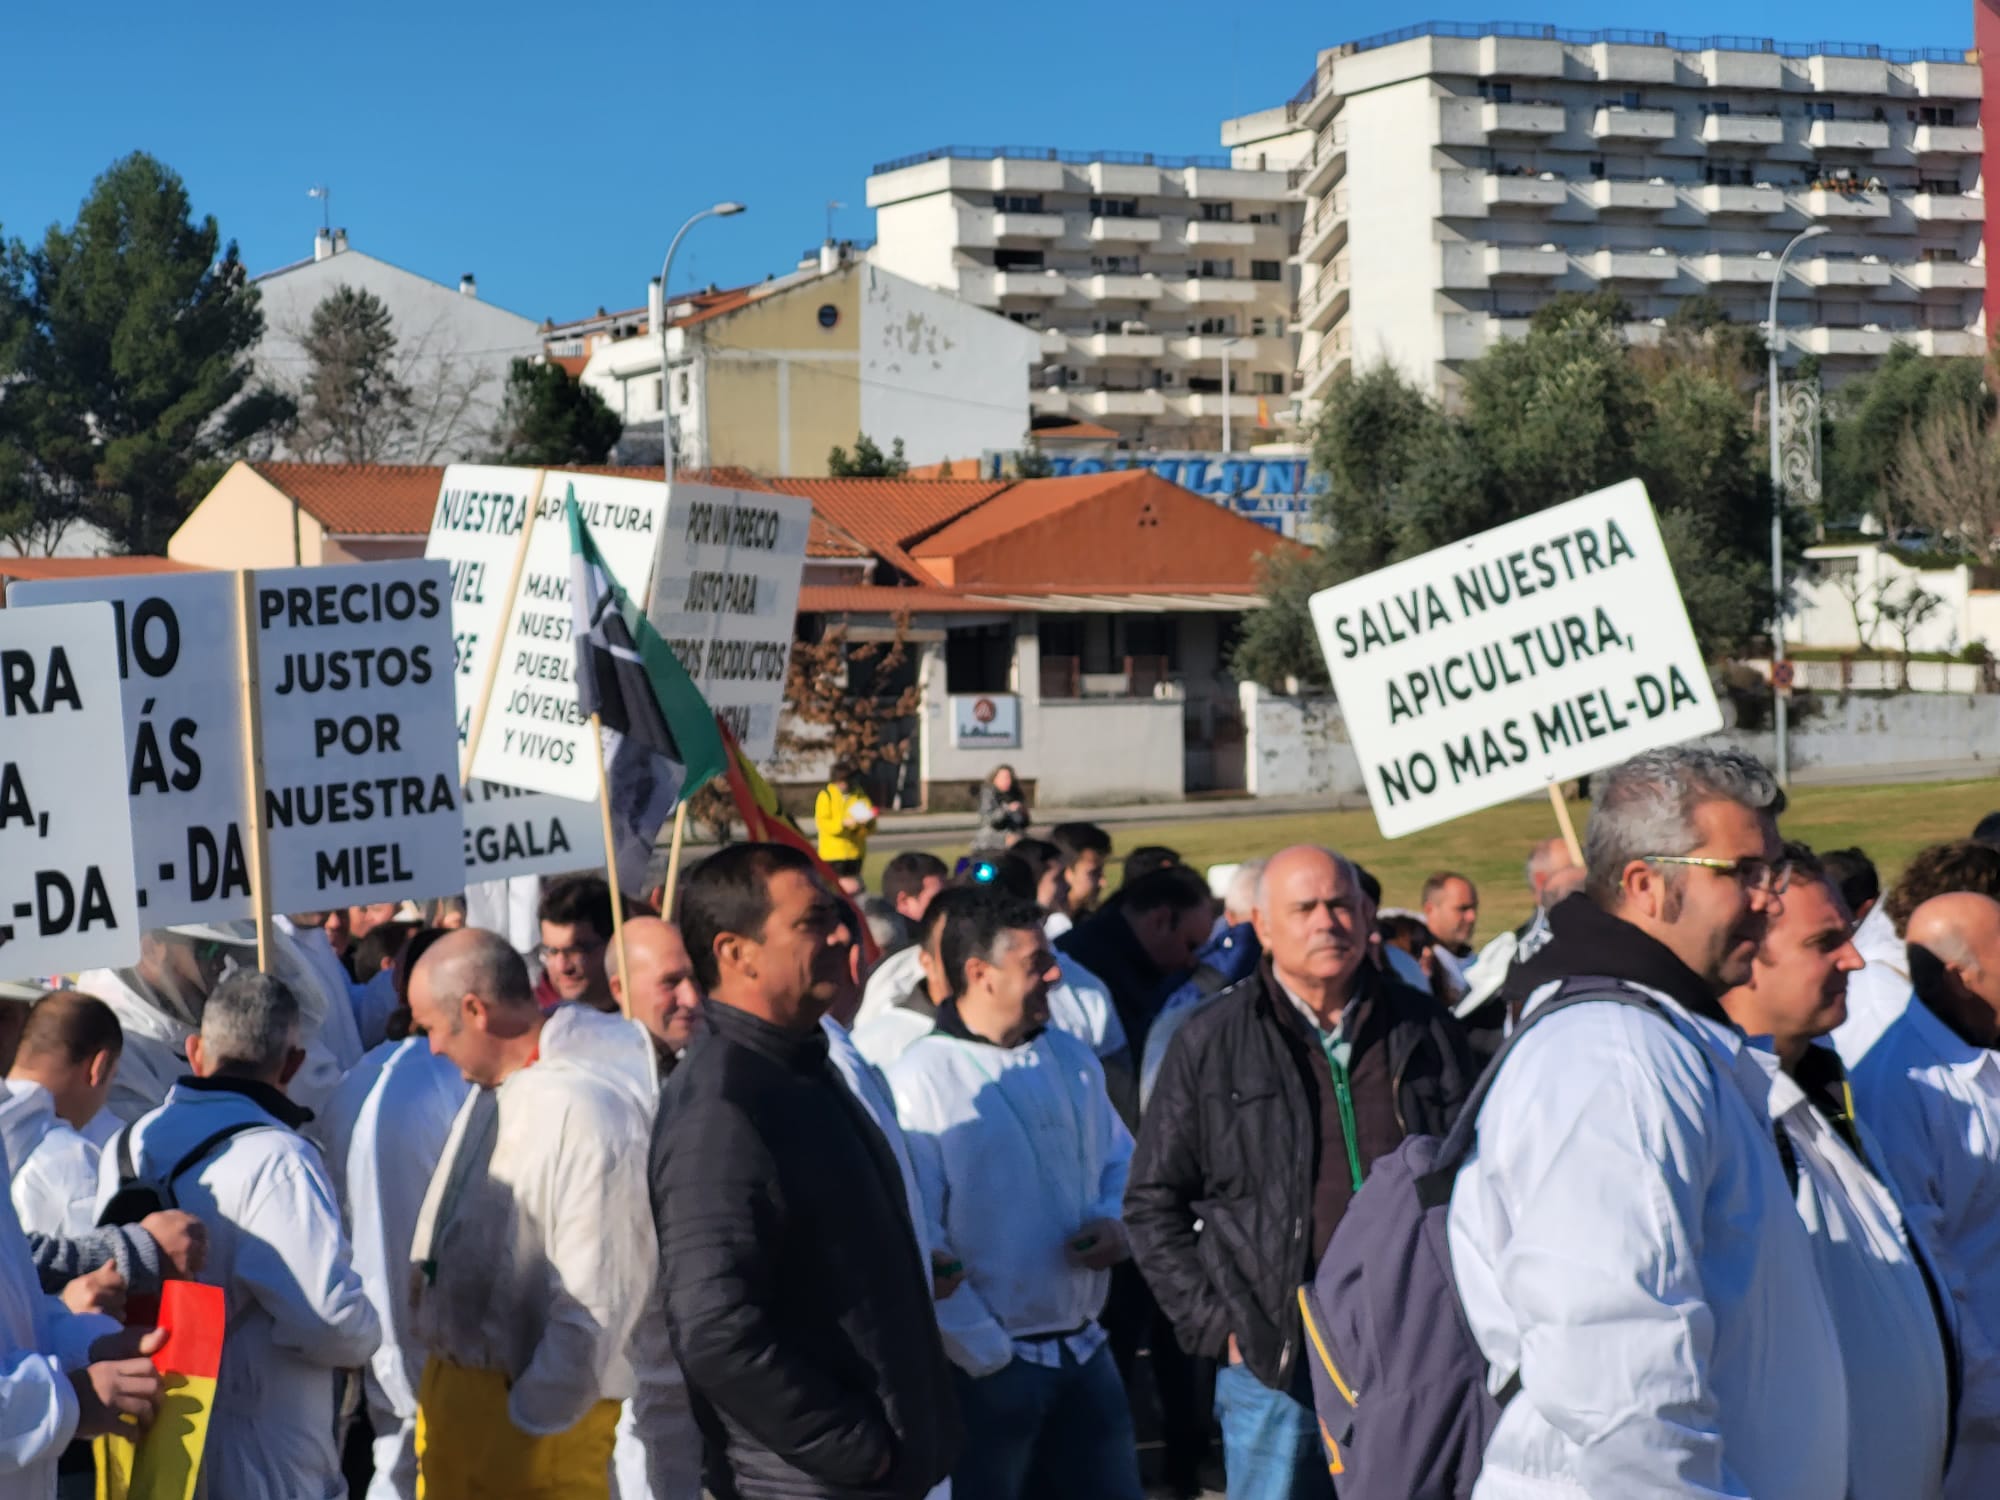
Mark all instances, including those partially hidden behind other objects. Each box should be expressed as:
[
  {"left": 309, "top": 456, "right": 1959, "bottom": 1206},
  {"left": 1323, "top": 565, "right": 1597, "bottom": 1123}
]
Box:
[
  {"left": 77, "top": 924, "right": 256, "bottom": 1124},
  {"left": 1449, "top": 747, "right": 1849, "bottom": 1500},
  {"left": 1718, "top": 843, "right": 1952, "bottom": 1500},
  {"left": 537, "top": 876, "right": 617, "bottom": 1014}
]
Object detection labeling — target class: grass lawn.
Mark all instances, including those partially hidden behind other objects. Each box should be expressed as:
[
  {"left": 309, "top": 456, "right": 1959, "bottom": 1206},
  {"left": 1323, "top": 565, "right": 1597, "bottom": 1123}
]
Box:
[{"left": 865, "top": 778, "right": 2000, "bottom": 936}]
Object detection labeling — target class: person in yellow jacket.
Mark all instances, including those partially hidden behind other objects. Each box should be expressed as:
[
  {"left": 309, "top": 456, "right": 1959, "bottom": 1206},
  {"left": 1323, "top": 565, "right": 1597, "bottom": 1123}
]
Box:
[{"left": 815, "top": 763, "right": 876, "bottom": 881}]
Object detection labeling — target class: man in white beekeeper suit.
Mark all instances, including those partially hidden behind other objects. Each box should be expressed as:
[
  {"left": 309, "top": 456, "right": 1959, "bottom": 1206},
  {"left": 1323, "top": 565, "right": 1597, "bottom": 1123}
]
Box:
[
  {"left": 0, "top": 993, "right": 125, "bottom": 1237},
  {"left": 76, "top": 923, "right": 252, "bottom": 1123}
]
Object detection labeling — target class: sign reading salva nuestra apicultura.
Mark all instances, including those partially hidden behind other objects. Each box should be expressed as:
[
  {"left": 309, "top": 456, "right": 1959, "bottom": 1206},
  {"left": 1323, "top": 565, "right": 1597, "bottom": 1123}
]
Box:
[{"left": 1309, "top": 479, "right": 1722, "bottom": 839}]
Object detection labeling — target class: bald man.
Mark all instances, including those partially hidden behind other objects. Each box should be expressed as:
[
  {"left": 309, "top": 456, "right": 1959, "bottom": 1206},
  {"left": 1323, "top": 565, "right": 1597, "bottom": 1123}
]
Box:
[
  {"left": 1457, "top": 838, "right": 1584, "bottom": 1058},
  {"left": 408, "top": 930, "right": 657, "bottom": 1500},
  {"left": 1127, "top": 845, "right": 1474, "bottom": 1498},
  {"left": 606, "top": 918, "right": 703, "bottom": 1081},
  {"left": 1851, "top": 891, "right": 2000, "bottom": 1500}
]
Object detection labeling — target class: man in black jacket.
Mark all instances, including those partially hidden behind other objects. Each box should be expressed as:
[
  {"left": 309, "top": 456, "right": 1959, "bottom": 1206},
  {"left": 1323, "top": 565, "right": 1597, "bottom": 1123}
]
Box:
[
  {"left": 651, "top": 843, "right": 960, "bottom": 1500},
  {"left": 1126, "top": 844, "right": 1474, "bottom": 1500}
]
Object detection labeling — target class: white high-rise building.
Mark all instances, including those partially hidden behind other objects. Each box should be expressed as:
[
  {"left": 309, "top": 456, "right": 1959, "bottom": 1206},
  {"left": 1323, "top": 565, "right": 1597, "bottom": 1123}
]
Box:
[
  {"left": 866, "top": 148, "right": 1303, "bottom": 449},
  {"left": 1226, "top": 23, "right": 1985, "bottom": 406}
]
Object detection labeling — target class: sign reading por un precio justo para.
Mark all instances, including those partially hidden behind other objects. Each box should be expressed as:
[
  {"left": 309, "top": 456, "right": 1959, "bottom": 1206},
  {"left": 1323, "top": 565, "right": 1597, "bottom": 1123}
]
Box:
[
  {"left": 1309, "top": 480, "right": 1722, "bottom": 839},
  {"left": 0, "top": 603, "right": 141, "bottom": 974}
]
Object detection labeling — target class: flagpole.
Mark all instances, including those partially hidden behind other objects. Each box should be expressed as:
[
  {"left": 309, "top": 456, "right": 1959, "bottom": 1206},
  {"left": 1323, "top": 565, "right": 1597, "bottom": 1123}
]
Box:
[
  {"left": 661, "top": 803, "right": 690, "bottom": 917},
  {"left": 590, "top": 713, "right": 631, "bottom": 1019}
]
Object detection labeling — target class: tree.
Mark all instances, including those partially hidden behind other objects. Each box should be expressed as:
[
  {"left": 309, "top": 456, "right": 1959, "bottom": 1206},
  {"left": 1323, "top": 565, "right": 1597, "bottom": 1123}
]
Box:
[
  {"left": 779, "top": 616, "right": 924, "bottom": 777},
  {"left": 1825, "top": 565, "right": 1890, "bottom": 652},
  {"left": 827, "top": 433, "right": 908, "bottom": 477},
  {"left": 290, "top": 286, "right": 412, "bottom": 462},
  {"left": 20, "top": 153, "right": 291, "bottom": 554},
  {"left": 0, "top": 233, "right": 87, "bottom": 555},
  {"left": 1014, "top": 438, "right": 1054, "bottom": 478},
  {"left": 1821, "top": 342, "right": 1990, "bottom": 530},
  {"left": 1876, "top": 581, "right": 1946, "bottom": 685},
  {"left": 489, "top": 358, "right": 622, "bottom": 466},
  {"left": 1885, "top": 403, "right": 2000, "bottom": 563}
]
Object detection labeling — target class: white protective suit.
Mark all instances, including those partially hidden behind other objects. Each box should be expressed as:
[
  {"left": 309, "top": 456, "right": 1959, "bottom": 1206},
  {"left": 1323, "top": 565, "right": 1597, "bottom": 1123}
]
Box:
[
  {"left": 0, "top": 1081, "right": 101, "bottom": 1236},
  {"left": 412, "top": 1004, "right": 656, "bottom": 1437},
  {"left": 1834, "top": 901, "right": 1913, "bottom": 1068},
  {"left": 1448, "top": 989, "right": 1847, "bottom": 1500},
  {"left": 1757, "top": 1043, "right": 1951, "bottom": 1500},
  {"left": 321, "top": 1038, "right": 469, "bottom": 1500},
  {"left": 1847, "top": 993, "right": 2000, "bottom": 1499},
  {"left": 74, "top": 967, "right": 199, "bottom": 1125},
  {"left": 95, "top": 1076, "right": 380, "bottom": 1500},
  {"left": 854, "top": 947, "right": 1124, "bottom": 1060}
]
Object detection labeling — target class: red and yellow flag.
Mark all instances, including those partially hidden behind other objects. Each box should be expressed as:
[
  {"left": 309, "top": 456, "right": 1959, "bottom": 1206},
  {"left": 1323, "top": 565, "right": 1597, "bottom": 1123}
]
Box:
[{"left": 96, "top": 1281, "right": 225, "bottom": 1500}]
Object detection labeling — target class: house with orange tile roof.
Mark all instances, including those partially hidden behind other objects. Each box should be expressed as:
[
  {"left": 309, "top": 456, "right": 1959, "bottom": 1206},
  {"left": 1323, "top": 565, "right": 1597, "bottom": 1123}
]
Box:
[{"left": 580, "top": 242, "right": 1043, "bottom": 477}]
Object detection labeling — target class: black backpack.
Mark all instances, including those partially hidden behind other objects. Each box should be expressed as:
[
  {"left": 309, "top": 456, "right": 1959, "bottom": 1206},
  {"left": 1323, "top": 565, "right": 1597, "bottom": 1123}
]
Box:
[
  {"left": 1297, "top": 976, "right": 1675, "bottom": 1500},
  {"left": 97, "top": 1121, "right": 268, "bottom": 1226}
]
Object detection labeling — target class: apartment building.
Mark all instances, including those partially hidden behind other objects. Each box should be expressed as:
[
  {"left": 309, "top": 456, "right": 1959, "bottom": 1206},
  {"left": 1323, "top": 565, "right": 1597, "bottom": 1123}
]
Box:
[
  {"left": 1230, "top": 23, "right": 1985, "bottom": 405},
  {"left": 866, "top": 148, "right": 1303, "bottom": 449}
]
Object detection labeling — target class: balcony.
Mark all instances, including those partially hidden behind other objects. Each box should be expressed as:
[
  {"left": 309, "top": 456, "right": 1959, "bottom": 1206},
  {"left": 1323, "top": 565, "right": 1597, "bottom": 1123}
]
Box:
[
  {"left": 1171, "top": 336, "right": 1278, "bottom": 363},
  {"left": 1184, "top": 220, "right": 1256, "bottom": 247},
  {"left": 1298, "top": 126, "right": 1347, "bottom": 197},
  {"left": 1913, "top": 124, "right": 1984, "bottom": 155},
  {"left": 1586, "top": 178, "right": 1676, "bottom": 211},
  {"left": 1803, "top": 188, "right": 1890, "bottom": 220},
  {"left": 1799, "top": 256, "right": 1893, "bottom": 288},
  {"left": 1300, "top": 204, "right": 1346, "bottom": 262},
  {"left": 1087, "top": 216, "right": 1161, "bottom": 245},
  {"left": 991, "top": 212, "right": 1064, "bottom": 240},
  {"left": 1442, "top": 314, "right": 1530, "bottom": 361},
  {"left": 1481, "top": 101, "right": 1565, "bottom": 136},
  {"left": 1484, "top": 174, "right": 1567, "bottom": 209},
  {"left": 1808, "top": 119, "right": 1890, "bottom": 152},
  {"left": 1298, "top": 330, "right": 1352, "bottom": 400},
  {"left": 1909, "top": 192, "right": 1983, "bottom": 222},
  {"left": 1080, "top": 272, "right": 1163, "bottom": 301},
  {"left": 1030, "top": 387, "right": 1071, "bottom": 416},
  {"left": 1484, "top": 245, "right": 1568, "bottom": 278},
  {"left": 1079, "top": 332, "right": 1165, "bottom": 359},
  {"left": 1592, "top": 106, "right": 1676, "bottom": 142},
  {"left": 1176, "top": 392, "right": 1260, "bottom": 419},
  {"left": 1798, "top": 326, "right": 1896, "bottom": 358},
  {"left": 1039, "top": 328, "right": 1069, "bottom": 357},
  {"left": 1902, "top": 260, "right": 1984, "bottom": 291},
  {"left": 1693, "top": 253, "right": 1779, "bottom": 285},
  {"left": 1085, "top": 161, "right": 1161, "bottom": 196},
  {"left": 1911, "top": 328, "right": 1986, "bottom": 356},
  {"left": 1301, "top": 266, "right": 1349, "bottom": 330},
  {"left": 1180, "top": 277, "right": 1258, "bottom": 304},
  {"left": 992, "top": 270, "right": 1064, "bottom": 298},
  {"left": 1693, "top": 183, "right": 1783, "bottom": 216},
  {"left": 1076, "top": 389, "right": 1166, "bottom": 418},
  {"left": 1586, "top": 248, "right": 1677, "bottom": 282},
  {"left": 1700, "top": 113, "right": 1783, "bottom": 146}
]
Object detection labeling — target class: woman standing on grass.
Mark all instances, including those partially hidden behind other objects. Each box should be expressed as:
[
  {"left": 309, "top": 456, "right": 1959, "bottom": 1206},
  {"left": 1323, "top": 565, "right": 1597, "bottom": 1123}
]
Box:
[{"left": 972, "top": 764, "right": 1031, "bottom": 854}]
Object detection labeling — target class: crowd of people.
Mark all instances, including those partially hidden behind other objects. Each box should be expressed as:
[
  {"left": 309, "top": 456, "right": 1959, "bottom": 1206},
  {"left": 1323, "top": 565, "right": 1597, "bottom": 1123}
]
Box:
[{"left": 8, "top": 743, "right": 2000, "bottom": 1498}]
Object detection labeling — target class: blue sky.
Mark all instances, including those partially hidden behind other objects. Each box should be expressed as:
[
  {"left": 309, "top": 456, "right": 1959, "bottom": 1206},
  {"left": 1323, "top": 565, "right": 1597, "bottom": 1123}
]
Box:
[{"left": 1, "top": 0, "right": 1975, "bottom": 325}]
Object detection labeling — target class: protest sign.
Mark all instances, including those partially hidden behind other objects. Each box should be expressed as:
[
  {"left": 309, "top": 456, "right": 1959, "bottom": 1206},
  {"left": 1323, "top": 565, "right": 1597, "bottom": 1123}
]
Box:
[
  {"left": 9, "top": 573, "right": 253, "bottom": 926},
  {"left": 461, "top": 779, "right": 604, "bottom": 884},
  {"left": 1309, "top": 479, "right": 1722, "bottom": 839},
  {"left": 467, "top": 471, "right": 670, "bottom": 801},
  {"left": 646, "top": 482, "right": 811, "bottom": 764},
  {"left": 251, "top": 561, "right": 464, "bottom": 911},
  {"left": 0, "top": 603, "right": 141, "bottom": 974}
]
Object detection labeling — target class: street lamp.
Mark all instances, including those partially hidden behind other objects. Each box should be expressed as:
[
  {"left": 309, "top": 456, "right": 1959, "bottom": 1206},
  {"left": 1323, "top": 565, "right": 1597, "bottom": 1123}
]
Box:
[
  {"left": 1219, "top": 336, "right": 1246, "bottom": 454},
  {"left": 659, "top": 202, "right": 747, "bottom": 479},
  {"left": 1766, "top": 223, "right": 1827, "bottom": 788}
]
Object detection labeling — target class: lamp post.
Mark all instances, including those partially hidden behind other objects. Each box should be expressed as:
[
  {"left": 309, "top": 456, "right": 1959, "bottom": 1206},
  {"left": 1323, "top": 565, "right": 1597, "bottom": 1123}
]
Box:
[
  {"left": 1766, "top": 223, "right": 1827, "bottom": 788},
  {"left": 1219, "top": 336, "right": 1246, "bottom": 454},
  {"left": 659, "top": 202, "right": 747, "bottom": 479}
]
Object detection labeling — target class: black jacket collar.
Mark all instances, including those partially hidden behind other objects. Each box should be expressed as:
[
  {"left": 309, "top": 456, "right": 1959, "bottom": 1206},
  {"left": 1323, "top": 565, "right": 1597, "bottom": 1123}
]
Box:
[
  {"left": 1513, "top": 894, "right": 1734, "bottom": 1027},
  {"left": 177, "top": 1073, "right": 313, "bottom": 1129},
  {"left": 699, "top": 996, "right": 830, "bottom": 1070},
  {"left": 932, "top": 996, "right": 1043, "bottom": 1049}
]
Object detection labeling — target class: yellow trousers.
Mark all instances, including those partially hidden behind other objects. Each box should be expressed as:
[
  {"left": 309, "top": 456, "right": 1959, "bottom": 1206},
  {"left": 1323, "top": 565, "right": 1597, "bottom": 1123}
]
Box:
[{"left": 415, "top": 1357, "right": 620, "bottom": 1500}]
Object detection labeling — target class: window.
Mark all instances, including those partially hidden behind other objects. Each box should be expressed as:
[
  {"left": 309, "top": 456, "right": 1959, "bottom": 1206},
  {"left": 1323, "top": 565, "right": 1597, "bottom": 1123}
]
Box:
[
  {"left": 675, "top": 372, "right": 688, "bottom": 403},
  {"left": 1090, "top": 253, "right": 1140, "bottom": 273},
  {"left": 1089, "top": 197, "right": 1139, "bottom": 217},
  {"left": 1195, "top": 315, "right": 1235, "bottom": 334},
  {"left": 1479, "top": 81, "right": 1514, "bottom": 103},
  {"left": 1251, "top": 259, "right": 1282, "bottom": 282},
  {"left": 945, "top": 625, "right": 1014, "bottom": 694},
  {"left": 1250, "top": 317, "right": 1269, "bottom": 336},
  {"left": 1006, "top": 310, "right": 1042, "bottom": 326},
  {"left": 1199, "top": 201, "right": 1234, "bottom": 222},
  {"left": 1920, "top": 177, "right": 1960, "bottom": 195},
  {"left": 991, "top": 193, "right": 1044, "bottom": 212},
  {"left": 1254, "top": 371, "right": 1286, "bottom": 395},
  {"left": 1815, "top": 556, "right": 1859, "bottom": 580},
  {"left": 655, "top": 377, "right": 665, "bottom": 410},
  {"left": 1621, "top": 90, "right": 1642, "bottom": 109},
  {"left": 1195, "top": 259, "right": 1235, "bottom": 279},
  {"left": 1810, "top": 101, "right": 1836, "bottom": 121},
  {"left": 1187, "top": 375, "right": 1222, "bottom": 394},
  {"left": 994, "top": 248, "right": 1045, "bottom": 270},
  {"left": 1918, "top": 105, "right": 1958, "bottom": 126}
]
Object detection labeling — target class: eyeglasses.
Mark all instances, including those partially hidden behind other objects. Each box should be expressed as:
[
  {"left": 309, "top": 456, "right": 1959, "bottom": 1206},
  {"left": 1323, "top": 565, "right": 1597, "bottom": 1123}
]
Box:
[
  {"left": 1639, "top": 855, "right": 1790, "bottom": 895},
  {"left": 535, "top": 939, "right": 607, "bottom": 962}
]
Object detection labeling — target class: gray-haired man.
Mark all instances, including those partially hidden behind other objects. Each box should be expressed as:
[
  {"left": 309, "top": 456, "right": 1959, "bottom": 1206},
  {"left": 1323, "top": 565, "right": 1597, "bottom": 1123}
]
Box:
[
  {"left": 95, "top": 970, "right": 379, "bottom": 1500},
  {"left": 1448, "top": 747, "right": 1849, "bottom": 1499}
]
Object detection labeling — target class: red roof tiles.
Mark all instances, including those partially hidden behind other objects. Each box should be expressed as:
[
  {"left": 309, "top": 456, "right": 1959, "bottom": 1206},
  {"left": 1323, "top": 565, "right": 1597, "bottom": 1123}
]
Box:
[{"left": 0, "top": 555, "right": 204, "bottom": 583}]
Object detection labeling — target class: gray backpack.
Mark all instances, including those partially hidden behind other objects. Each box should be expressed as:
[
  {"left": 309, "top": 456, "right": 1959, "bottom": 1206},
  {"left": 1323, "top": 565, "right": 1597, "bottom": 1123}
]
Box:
[{"left": 1298, "top": 976, "right": 1665, "bottom": 1499}]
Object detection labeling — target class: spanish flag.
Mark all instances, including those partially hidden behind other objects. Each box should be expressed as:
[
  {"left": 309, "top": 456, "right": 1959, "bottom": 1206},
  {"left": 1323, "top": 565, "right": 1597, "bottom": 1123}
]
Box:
[
  {"left": 96, "top": 1281, "right": 225, "bottom": 1500},
  {"left": 716, "top": 716, "right": 879, "bottom": 967}
]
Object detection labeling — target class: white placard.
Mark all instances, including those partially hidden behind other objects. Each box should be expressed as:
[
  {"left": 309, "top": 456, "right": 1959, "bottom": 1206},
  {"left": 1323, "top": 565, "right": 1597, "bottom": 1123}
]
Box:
[
  {"left": 423, "top": 463, "right": 545, "bottom": 754},
  {"left": 253, "top": 561, "right": 465, "bottom": 910},
  {"left": 1309, "top": 479, "right": 1723, "bottom": 838},
  {"left": 0, "top": 603, "right": 141, "bottom": 975},
  {"left": 9, "top": 573, "right": 254, "bottom": 926},
  {"left": 461, "top": 780, "right": 604, "bottom": 883},
  {"left": 468, "top": 471, "right": 670, "bottom": 800},
  {"left": 647, "top": 482, "right": 811, "bottom": 765},
  {"left": 951, "top": 692, "right": 1021, "bottom": 749}
]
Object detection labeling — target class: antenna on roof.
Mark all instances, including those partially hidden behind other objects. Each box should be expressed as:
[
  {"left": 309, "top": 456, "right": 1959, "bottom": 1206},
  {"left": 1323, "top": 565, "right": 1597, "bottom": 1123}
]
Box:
[
  {"left": 308, "top": 185, "right": 330, "bottom": 234},
  {"left": 827, "top": 200, "right": 845, "bottom": 242}
]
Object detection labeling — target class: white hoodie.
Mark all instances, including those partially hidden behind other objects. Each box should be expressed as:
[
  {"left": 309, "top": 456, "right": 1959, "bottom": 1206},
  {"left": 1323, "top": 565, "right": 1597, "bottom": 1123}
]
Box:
[
  {"left": 412, "top": 1004, "right": 657, "bottom": 1435},
  {"left": 95, "top": 1076, "right": 380, "bottom": 1500},
  {"left": 0, "top": 1082, "right": 100, "bottom": 1237}
]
